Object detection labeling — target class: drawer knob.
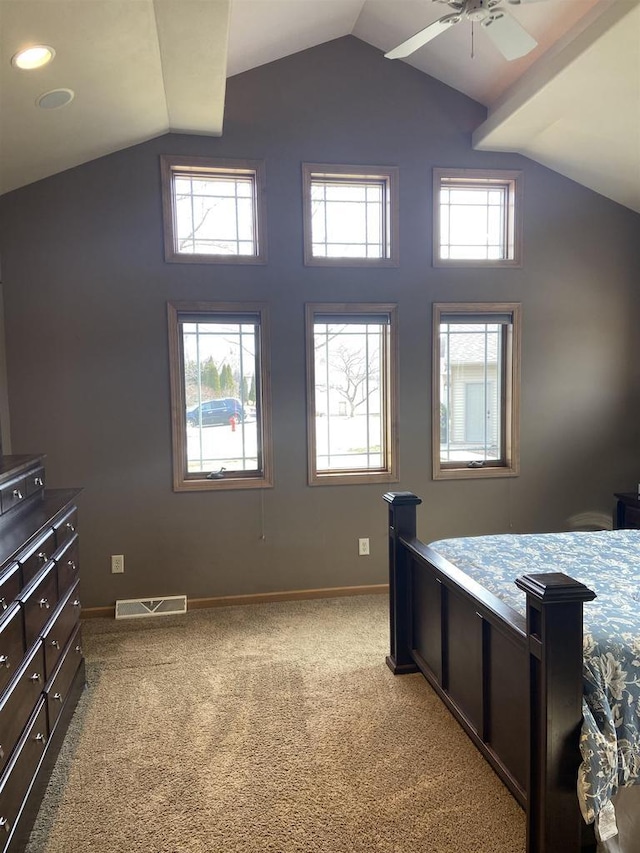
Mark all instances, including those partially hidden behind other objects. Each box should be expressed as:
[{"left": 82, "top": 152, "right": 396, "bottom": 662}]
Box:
[
  {"left": 38, "top": 598, "right": 50, "bottom": 610},
  {"left": 0, "top": 655, "right": 9, "bottom": 669},
  {"left": 29, "top": 672, "right": 41, "bottom": 682},
  {"left": 68, "top": 560, "right": 76, "bottom": 571},
  {"left": 38, "top": 552, "right": 48, "bottom": 563},
  {"left": 12, "top": 489, "right": 22, "bottom": 500},
  {"left": 50, "top": 639, "right": 60, "bottom": 649},
  {"left": 73, "top": 599, "right": 81, "bottom": 608},
  {"left": 52, "top": 692, "right": 63, "bottom": 703},
  {"left": 34, "top": 477, "right": 44, "bottom": 487},
  {"left": 66, "top": 522, "right": 75, "bottom": 533},
  {"left": 34, "top": 732, "right": 47, "bottom": 744},
  {"left": 75, "top": 645, "right": 82, "bottom": 655},
  {"left": 0, "top": 598, "right": 6, "bottom": 611},
  {"left": 0, "top": 817, "right": 9, "bottom": 833}
]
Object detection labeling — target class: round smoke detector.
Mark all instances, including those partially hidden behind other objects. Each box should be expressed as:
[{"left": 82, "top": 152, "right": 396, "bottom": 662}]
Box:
[{"left": 37, "top": 88, "right": 74, "bottom": 110}]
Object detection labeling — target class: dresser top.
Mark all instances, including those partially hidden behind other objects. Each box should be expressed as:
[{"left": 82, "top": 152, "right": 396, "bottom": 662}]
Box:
[
  {"left": 615, "top": 492, "right": 640, "bottom": 505},
  {"left": 0, "top": 454, "right": 45, "bottom": 484}
]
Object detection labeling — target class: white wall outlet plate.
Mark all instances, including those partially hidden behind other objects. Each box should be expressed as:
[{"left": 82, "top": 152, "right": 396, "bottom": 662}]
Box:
[
  {"left": 111, "top": 554, "right": 125, "bottom": 574},
  {"left": 358, "top": 538, "right": 370, "bottom": 556}
]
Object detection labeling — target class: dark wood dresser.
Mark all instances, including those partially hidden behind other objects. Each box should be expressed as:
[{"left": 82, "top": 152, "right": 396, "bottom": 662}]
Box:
[
  {"left": 0, "top": 455, "right": 84, "bottom": 852},
  {"left": 614, "top": 492, "right": 640, "bottom": 530}
]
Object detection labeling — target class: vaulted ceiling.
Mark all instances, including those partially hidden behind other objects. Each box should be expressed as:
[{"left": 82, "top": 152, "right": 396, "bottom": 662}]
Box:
[{"left": 1, "top": 0, "right": 638, "bottom": 212}]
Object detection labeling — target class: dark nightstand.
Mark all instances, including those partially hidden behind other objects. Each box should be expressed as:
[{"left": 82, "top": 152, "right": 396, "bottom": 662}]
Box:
[{"left": 614, "top": 493, "right": 640, "bottom": 529}]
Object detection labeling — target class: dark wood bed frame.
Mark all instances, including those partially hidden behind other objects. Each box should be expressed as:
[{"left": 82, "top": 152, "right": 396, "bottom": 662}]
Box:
[{"left": 384, "top": 491, "right": 599, "bottom": 853}]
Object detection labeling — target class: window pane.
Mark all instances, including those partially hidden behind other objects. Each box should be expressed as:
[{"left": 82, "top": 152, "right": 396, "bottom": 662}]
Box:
[
  {"left": 325, "top": 202, "right": 367, "bottom": 245},
  {"left": 170, "top": 169, "right": 259, "bottom": 258},
  {"left": 366, "top": 202, "right": 382, "bottom": 245},
  {"left": 449, "top": 205, "right": 490, "bottom": 247},
  {"left": 437, "top": 176, "right": 514, "bottom": 263},
  {"left": 439, "top": 322, "right": 503, "bottom": 465},
  {"left": 313, "top": 321, "right": 386, "bottom": 472},
  {"left": 309, "top": 177, "right": 388, "bottom": 260},
  {"left": 324, "top": 184, "right": 367, "bottom": 202},
  {"left": 182, "top": 320, "right": 261, "bottom": 476}
]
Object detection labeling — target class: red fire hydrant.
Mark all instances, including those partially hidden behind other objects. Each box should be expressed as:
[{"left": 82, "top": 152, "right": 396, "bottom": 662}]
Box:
[{"left": 229, "top": 415, "right": 237, "bottom": 432}]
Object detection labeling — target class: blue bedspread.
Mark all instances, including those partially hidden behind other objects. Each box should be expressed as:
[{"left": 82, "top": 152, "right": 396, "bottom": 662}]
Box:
[{"left": 428, "top": 529, "right": 640, "bottom": 827}]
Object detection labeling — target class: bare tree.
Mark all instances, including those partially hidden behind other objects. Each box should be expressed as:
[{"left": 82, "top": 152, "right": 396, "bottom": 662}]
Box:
[{"left": 328, "top": 342, "right": 380, "bottom": 417}]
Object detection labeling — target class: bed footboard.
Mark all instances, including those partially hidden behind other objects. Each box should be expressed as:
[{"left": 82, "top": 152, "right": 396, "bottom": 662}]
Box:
[{"left": 384, "top": 492, "right": 597, "bottom": 853}]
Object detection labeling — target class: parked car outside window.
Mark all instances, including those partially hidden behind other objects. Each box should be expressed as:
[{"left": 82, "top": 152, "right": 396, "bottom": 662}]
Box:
[{"left": 186, "top": 398, "right": 245, "bottom": 427}]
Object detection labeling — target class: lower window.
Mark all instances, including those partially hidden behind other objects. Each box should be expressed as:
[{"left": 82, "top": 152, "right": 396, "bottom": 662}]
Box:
[
  {"left": 433, "top": 303, "right": 521, "bottom": 480},
  {"left": 306, "top": 303, "right": 398, "bottom": 485},
  {"left": 168, "top": 302, "right": 272, "bottom": 490}
]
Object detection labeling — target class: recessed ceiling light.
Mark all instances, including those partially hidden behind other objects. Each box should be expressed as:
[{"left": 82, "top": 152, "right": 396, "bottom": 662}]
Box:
[
  {"left": 11, "top": 45, "right": 55, "bottom": 70},
  {"left": 37, "top": 88, "right": 74, "bottom": 110}
]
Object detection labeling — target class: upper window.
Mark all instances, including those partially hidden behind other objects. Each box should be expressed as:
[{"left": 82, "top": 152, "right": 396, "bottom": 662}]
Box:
[
  {"left": 433, "top": 303, "right": 521, "bottom": 480},
  {"left": 160, "top": 156, "right": 267, "bottom": 264},
  {"left": 433, "top": 168, "right": 523, "bottom": 267},
  {"left": 167, "top": 302, "right": 272, "bottom": 491},
  {"left": 302, "top": 164, "right": 399, "bottom": 267},
  {"left": 306, "top": 303, "right": 398, "bottom": 485}
]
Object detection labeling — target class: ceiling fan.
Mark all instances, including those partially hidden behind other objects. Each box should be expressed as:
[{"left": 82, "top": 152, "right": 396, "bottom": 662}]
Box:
[{"left": 384, "top": 0, "right": 539, "bottom": 62}]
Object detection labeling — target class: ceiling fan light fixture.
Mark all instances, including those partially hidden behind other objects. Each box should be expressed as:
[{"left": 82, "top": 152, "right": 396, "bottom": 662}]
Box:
[
  {"left": 11, "top": 45, "right": 56, "bottom": 70},
  {"left": 385, "top": 0, "right": 538, "bottom": 62}
]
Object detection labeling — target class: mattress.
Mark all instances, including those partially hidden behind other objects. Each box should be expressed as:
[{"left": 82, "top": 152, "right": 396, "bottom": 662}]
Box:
[{"left": 428, "top": 529, "right": 640, "bottom": 834}]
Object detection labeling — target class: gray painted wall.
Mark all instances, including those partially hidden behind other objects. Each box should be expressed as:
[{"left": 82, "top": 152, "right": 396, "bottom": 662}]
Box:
[{"left": 1, "top": 36, "right": 639, "bottom": 608}]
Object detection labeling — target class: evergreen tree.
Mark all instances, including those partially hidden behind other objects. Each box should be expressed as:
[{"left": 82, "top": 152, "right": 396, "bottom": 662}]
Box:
[
  {"left": 219, "top": 363, "right": 227, "bottom": 395},
  {"left": 220, "top": 363, "right": 235, "bottom": 396},
  {"left": 201, "top": 357, "right": 221, "bottom": 397},
  {"left": 248, "top": 374, "right": 256, "bottom": 404},
  {"left": 211, "top": 362, "right": 221, "bottom": 397}
]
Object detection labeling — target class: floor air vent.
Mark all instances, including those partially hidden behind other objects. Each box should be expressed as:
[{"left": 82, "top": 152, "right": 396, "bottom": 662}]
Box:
[{"left": 115, "top": 595, "right": 187, "bottom": 620}]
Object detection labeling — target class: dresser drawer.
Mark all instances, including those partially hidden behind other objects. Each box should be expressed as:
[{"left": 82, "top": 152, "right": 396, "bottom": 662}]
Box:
[
  {"left": 53, "top": 535, "right": 79, "bottom": 598},
  {"left": 0, "top": 566, "right": 20, "bottom": 616},
  {"left": 0, "top": 607, "right": 24, "bottom": 698},
  {"left": 0, "top": 478, "right": 27, "bottom": 517},
  {"left": 46, "top": 624, "right": 82, "bottom": 734},
  {"left": 18, "top": 530, "right": 56, "bottom": 588},
  {"left": 53, "top": 507, "right": 78, "bottom": 550},
  {"left": 24, "top": 467, "right": 45, "bottom": 497},
  {"left": 42, "top": 582, "right": 81, "bottom": 680},
  {"left": 0, "top": 644, "right": 45, "bottom": 776},
  {"left": 20, "top": 566, "right": 57, "bottom": 650},
  {"left": 0, "top": 699, "right": 48, "bottom": 851}
]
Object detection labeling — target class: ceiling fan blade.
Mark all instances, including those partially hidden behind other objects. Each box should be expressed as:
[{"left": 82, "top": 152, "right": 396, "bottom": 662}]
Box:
[
  {"left": 385, "top": 13, "right": 461, "bottom": 60},
  {"left": 481, "top": 9, "right": 537, "bottom": 60}
]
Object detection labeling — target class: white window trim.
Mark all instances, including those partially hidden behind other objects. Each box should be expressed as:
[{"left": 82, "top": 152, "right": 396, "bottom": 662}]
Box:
[
  {"left": 432, "top": 302, "right": 521, "bottom": 481},
  {"left": 305, "top": 302, "right": 399, "bottom": 486},
  {"left": 433, "top": 168, "right": 523, "bottom": 268},
  {"left": 160, "top": 155, "right": 268, "bottom": 265},
  {"left": 302, "top": 164, "right": 400, "bottom": 268},
  {"left": 167, "top": 301, "right": 273, "bottom": 491}
]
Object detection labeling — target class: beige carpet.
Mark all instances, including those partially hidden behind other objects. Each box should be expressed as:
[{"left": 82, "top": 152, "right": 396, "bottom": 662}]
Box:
[{"left": 26, "top": 595, "right": 525, "bottom": 852}]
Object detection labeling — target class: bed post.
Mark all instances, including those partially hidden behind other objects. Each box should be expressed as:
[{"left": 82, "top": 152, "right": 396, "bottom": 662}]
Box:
[
  {"left": 515, "top": 572, "right": 596, "bottom": 853},
  {"left": 383, "top": 492, "right": 422, "bottom": 675}
]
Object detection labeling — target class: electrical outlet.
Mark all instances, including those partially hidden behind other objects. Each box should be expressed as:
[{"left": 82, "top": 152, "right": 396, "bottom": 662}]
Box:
[
  {"left": 111, "top": 554, "right": 125, "bottom": 574},
  {"left": 358, "top": 538, "right": 370, "bottom": 556}
]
